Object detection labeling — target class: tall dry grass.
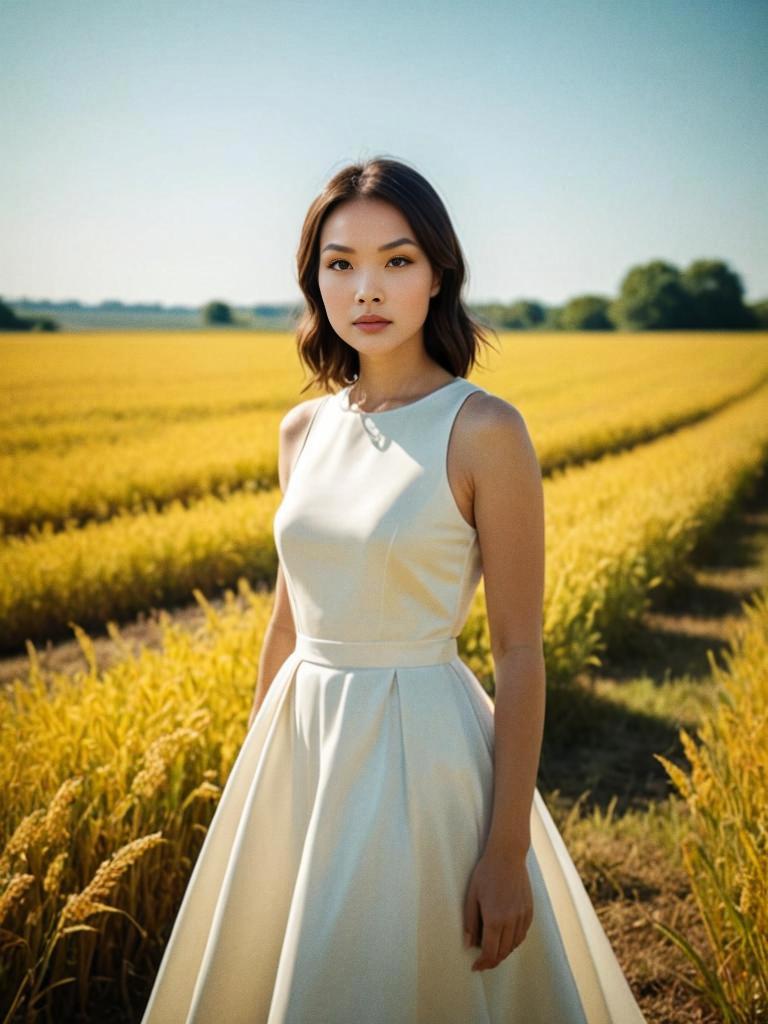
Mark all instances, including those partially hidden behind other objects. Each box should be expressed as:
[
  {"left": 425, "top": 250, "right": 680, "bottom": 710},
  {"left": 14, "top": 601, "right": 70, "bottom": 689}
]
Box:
[
  {"left": 0, "top": 584, "right": 271, "bottom": 1021},
  {"left": 655, "top": 586, "right": 768, "bottom": 1023}
]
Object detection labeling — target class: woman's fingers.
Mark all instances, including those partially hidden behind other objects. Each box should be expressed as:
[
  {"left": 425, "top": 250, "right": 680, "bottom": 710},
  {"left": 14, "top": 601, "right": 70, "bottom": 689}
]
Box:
[
  {"left": 463, "top": 878, "right": 481, "bottom": 947},
  {"left": 464, "top": 859, "right": 536, "bottom": 968},
  {"left": 496, "top": 923, "right": 518, "bottom": 962},
  {"left": 472, "top": 918, "right": 502, "bottom": 971},
  {"left": 472, "top": 908, "right": 533, "bottom": 970}
]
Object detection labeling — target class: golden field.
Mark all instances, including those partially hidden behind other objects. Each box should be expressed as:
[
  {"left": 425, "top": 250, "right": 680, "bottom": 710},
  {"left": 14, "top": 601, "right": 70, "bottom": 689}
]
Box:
[{"left": 1, "top": 329, "right": 767, "bottom": 1022}]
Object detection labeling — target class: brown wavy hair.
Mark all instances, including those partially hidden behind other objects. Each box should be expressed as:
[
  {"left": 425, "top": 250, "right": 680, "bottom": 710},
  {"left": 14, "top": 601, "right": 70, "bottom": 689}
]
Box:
[{"left": 294, "top": 155, "right": 499, "bottom": 395}]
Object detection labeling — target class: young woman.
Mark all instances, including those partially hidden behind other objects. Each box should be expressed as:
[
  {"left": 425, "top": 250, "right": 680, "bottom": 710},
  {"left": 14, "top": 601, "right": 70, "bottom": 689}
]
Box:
[{"left": 140, "top": 157, "right": 646, "bottom": 1023}]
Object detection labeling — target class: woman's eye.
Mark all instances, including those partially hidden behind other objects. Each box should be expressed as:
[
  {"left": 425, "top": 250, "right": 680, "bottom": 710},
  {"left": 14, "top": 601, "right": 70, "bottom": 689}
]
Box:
[{"left": 326, "top": 256, "right": 412, "bottom": 271}]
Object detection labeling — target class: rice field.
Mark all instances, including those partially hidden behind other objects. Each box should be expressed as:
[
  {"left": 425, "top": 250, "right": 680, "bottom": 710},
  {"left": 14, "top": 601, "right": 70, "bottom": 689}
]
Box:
[{"left": 1, "top": 329, "right": 767, "bottom": 1022}]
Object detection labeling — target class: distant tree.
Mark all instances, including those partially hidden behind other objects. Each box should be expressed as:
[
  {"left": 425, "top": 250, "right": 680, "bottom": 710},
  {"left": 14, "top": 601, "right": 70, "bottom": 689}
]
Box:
[
  {"left": 30, "top": 316, "right": 59, "bottom": 331},
  {"left": 0, "top": 297, "right": 28, "bottom": 330},
  {"left": 751, "top": 298, "right": 768, "bottom": 329},
  {"left": 202, "top": 300, "right": 233, "bottom": 325},
  {"left": 501, "top": 300, "right": 546, "bottom": 329},
  {"left": 543, "top": 305, "right": 563, "bottom": 329},
  {"left": 608, "top": 260, "right": 695, "bottom": 330},
  {"left": 681, "top": 259, "right": 757, "bottom": 329},
  {"left": 558, "top": 295, "right": 613, "bottom": 331},
  {"left": 0, "top": 298, "right": 60, "bottom": 331},
  {"left": 469, "top": 303, "right": 508, "bottom": 328}
]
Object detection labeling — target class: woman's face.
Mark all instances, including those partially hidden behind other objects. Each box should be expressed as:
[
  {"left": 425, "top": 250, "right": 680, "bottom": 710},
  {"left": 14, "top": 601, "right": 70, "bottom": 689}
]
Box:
[{"left": 317, "top": 196, "right": 441, "bottom": 359}]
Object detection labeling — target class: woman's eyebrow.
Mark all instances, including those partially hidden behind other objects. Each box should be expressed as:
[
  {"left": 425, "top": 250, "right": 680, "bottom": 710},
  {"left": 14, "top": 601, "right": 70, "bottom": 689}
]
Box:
[{"left": 321, "top": 236, "right": 419, "bottom": 254}]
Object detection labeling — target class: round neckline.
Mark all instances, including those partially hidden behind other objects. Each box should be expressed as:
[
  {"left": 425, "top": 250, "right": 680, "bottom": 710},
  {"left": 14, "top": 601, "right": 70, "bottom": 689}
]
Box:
[{"left": 337, "top": 377, "right": 463, "bottom": 416}]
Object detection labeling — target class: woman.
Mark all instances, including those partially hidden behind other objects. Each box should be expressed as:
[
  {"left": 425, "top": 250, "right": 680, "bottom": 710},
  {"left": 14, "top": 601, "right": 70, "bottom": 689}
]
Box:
[{"left": 140, "top": 156, "right": 646, "bottom": 1022}]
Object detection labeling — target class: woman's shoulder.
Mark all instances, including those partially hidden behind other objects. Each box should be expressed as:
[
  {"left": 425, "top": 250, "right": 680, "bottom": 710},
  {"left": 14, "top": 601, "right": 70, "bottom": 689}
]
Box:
[
  {"left": 456, "top": 388, "right": 536, "bottom": 475},
  {"left": 460, "top": 386, "right": 528, "bottom": 440}
]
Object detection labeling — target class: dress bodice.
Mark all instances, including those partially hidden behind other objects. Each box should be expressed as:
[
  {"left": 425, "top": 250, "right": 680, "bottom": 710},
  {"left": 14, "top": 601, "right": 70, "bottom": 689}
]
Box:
[{"left": 273, "top": 376, "right": 487, "bottom": 644}]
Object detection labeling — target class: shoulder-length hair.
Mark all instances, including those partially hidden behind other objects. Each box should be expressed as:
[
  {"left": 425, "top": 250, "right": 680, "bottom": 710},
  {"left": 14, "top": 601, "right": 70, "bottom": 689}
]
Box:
[{"left": 294, "top": 156, "right": 499, "bottom": 395}]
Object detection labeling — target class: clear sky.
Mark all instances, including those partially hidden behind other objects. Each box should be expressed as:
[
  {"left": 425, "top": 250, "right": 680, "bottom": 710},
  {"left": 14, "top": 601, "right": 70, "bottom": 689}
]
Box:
[{"left": 1, "top": 0, "right": 766, "bottom": 308}]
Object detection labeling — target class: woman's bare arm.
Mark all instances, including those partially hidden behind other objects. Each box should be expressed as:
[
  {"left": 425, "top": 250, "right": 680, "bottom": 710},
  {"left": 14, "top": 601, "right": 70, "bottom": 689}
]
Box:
[
  {"left": 474, "top": 396, "right": 546, "bottom": 860},
  {"left": 461, "top": 394, "right": 546, "bottom": 970}
]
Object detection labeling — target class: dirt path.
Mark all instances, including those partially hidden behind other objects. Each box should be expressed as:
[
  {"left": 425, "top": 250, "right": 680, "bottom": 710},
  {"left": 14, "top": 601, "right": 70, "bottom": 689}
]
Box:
[{"left": 0, "top": 581, "right": 271, "bottom": 691}]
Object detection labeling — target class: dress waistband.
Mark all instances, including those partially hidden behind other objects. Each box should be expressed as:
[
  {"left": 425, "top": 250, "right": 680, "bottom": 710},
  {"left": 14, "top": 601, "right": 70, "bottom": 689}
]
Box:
[{"left": 293, "top": 633, "right": 459, "bottom": 668}]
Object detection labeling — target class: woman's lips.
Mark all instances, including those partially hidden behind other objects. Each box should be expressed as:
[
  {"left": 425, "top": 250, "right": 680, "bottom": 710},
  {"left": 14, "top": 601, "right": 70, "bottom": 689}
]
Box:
[{"left": 354, "top": 321, "right": 391, "bottom": 333}]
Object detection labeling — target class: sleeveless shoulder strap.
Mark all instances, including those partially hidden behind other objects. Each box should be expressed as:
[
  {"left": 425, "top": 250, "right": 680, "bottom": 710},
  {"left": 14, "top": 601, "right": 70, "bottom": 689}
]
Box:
[
  {"left": 287, "top": 394, "right": 332, "bottom": 479},
  {"left": 435, "top": 377, "right": 489, "bottom": 466},
  {"left": 401, "top": 378, "right": 487, "bottom": 534},
  {"left": 433, "top": 378, "right": 489, "bottom": 451}
]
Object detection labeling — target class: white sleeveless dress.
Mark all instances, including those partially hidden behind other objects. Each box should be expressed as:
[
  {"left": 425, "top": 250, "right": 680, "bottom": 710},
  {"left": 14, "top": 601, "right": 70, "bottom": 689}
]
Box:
[{"left": 140, "top": 376, "right": 647, "bottom": 1023}]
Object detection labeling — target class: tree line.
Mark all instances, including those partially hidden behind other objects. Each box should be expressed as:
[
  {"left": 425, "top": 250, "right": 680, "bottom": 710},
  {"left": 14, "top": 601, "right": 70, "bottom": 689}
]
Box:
[
  {"left": 203, "top": 257, "right": 767, "bottom": 332},
  {"left": 0, "top": 301, "right": 58, "bottom": 332},
  {"left": 473, "top": 258, "right": 766, "bottom": 331},
  {"left": 2, "top": 256, "right": 766, "bottom": 333}
]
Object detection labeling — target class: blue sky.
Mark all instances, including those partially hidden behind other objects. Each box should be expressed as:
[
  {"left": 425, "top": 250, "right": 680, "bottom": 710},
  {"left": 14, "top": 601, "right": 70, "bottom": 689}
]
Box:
[{"left": 1, "top": 0, "right": 766, "bottom": 308}]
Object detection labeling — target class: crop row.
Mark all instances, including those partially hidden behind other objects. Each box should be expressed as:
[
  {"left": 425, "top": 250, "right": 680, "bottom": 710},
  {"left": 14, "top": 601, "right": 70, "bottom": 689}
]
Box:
[
  {"left": 2, "top": 383, "right": 767, "bottom": 667},
  {"left": 3, "top": 333, "right": 767, "bottom": 535},
  {"left": 2, "top": 381, "right": 768, "bottom": 1017}
]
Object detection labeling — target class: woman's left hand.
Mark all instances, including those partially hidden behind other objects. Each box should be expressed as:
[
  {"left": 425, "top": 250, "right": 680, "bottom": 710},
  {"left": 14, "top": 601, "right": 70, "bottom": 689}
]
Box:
[{"left": 462, "top": 848, "right": 534, "bottom": 971}]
